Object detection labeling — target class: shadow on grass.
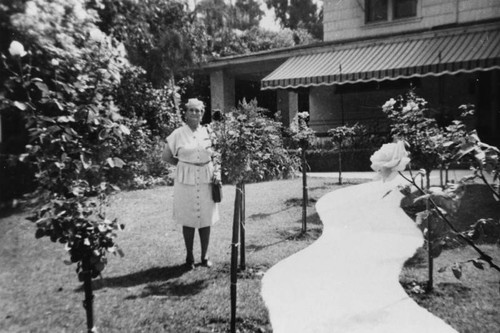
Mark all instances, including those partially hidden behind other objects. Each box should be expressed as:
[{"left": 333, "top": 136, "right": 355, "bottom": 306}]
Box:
[
  {"left": 77, "top": 264, "right": 189, "bottom": 292},
  {"left": 277, "top": 225, "right": 322, "bottom": 241},
  {"left": 284, "top": 197, "right": 317, "bottom": 207},
  {"left": 126, "top": 279, "right": 208, "bottom": 299},
  {"left": 248, "top": 207, "right": 290, "bottom": 221},
  {"left": 402, "top": 247, "right": 427, "bottom": 269},
  {"left": 246, "top": 240, "right": 287, "bottom": 252}
]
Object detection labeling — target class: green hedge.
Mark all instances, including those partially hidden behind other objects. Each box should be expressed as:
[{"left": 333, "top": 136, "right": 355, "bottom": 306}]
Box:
[{"left": 305, "top": 148, "right": 374, "bottom": 172}]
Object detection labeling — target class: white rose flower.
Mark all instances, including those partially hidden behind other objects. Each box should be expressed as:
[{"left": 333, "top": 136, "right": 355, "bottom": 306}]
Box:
[
  {"left": 370, "top": 141, "right": 411, "bottom": 182},
  {"left": 9, "top": 41, "right": 27, "bottom": 58},
  {"left": 89, "top": 28, "right": 105, "bottom": 42},
  {"left": 51, "top": 59, "right": 60, "bottom": 66},
  {"left": 382, "top": 98, "right": 396, "bottom": 111}
]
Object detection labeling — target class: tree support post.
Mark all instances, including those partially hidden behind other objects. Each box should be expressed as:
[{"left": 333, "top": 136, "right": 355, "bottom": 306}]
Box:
[
  {"left": 426, "top": 199, "right": 434, "bottom": 293},
  {"left": 82, "top": 255, "right": 95, "bottom": 333},
  {"left": 230, "top": 183, "right": 242, "bottom": 333},
  {"left": 301, "top": 147, "right": 308, "bottom": 234},
  {"left": 240, "top": 183, "right": 246, "bottom": 270},
  {"left": 338, "top": 141, "right": 343, "bottom": 185}
]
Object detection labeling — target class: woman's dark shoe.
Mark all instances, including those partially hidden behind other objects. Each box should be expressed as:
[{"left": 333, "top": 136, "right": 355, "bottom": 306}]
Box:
[
  {"left": 185, "top": 258, "right": 195, "bottom": 270},
  {"left": 201, "top": 259, "right": 213, "bottom": 268}
]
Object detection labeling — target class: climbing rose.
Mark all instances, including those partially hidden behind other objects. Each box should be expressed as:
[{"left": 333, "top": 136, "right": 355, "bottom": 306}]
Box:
[
  {"left": 370, "top": 141, "right": 410, "bottom": 182},
  {"left": 8, "top": 41, "right": 27, "bottom": 57}
]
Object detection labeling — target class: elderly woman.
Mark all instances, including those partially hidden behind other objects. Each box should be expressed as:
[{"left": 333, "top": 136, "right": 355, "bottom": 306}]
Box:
[{"left": 162, "top": 98, "right": 220, "bottom": 269}]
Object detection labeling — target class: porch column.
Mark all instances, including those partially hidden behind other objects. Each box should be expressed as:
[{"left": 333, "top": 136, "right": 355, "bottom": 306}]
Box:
[
  {"left": 277, "top": 90, "right": 298, "bottom": 126},
  {"left": 210, "top": 70, "right": 235, "bottom": 112}
]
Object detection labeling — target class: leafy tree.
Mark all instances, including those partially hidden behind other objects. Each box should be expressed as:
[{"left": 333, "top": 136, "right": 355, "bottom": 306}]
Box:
[
  {"left": 0, "top": 0, "right": 143, "bottom": 330},
  {"left": 96, "top": 0, "right": 200, "bottom": 87},
  {"left": 328, "top": 124, "right": 365, "bottom": 185},
  {"left": 265, "top": 0, "right": 323, "bottom": 39},
  {"left": 287, "top": 111, "right": 315, "bottom": 233},
  {"left": 233, "top": 0, "right": 265, "bottom": 30},
  {"left": 211, "top": 100, "right": 299, "bottom": 332}
]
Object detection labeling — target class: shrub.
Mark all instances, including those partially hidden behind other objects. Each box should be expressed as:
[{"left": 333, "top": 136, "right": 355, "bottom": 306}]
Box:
[{"left": 212, "top": 99, "right": 299, "bottom": 184}]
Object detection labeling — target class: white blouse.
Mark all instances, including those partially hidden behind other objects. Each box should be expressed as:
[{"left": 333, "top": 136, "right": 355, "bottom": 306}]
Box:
[{"left": 166, "top": 124, "right": 215, "bottom": 185}]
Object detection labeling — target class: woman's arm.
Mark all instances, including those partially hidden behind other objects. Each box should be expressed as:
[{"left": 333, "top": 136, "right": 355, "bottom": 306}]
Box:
[{"left": 162, "top": 142, "right": 178, "bottom": 165}]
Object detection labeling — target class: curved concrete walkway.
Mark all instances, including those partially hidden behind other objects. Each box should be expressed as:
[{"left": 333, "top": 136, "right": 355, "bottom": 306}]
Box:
[{"left": 261, "top": 178, "right": 458, "bottom": 333}]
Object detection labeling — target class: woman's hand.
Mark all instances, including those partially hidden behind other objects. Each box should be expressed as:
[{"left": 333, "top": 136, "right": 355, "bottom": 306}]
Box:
[{"left": 213, "top": 172, "right": 221, "bottom": 185}]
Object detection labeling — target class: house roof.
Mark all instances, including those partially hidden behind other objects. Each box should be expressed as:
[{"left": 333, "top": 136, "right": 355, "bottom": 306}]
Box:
[{"left": 201, "top": 20, "right": 500, "bottom": 88}]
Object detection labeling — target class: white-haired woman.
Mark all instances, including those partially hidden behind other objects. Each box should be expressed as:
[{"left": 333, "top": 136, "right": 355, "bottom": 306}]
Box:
[{"left": 162, "top": 98, "right": 221, "bottom": 269}]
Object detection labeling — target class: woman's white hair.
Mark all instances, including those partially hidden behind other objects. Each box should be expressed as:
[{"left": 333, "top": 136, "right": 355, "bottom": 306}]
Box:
[{"left": 185, "top": 98, "right": 205, "bottom": 111}]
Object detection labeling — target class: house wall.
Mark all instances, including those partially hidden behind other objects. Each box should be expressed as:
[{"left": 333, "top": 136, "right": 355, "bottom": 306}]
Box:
[{"left": 323, "top": 0, "right": 500, "bottom": 42}]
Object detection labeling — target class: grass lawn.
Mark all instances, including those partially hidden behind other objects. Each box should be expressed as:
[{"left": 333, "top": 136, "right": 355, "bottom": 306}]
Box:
[
  {"left": 400, "top": 184, "right": 500, "bottom": 333},
  {"left": 0, "top": 177, "right": 361, "bottom": 333}
]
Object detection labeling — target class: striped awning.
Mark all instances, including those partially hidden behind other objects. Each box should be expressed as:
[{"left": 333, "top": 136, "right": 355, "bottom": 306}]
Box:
[{"left": 261, "top": 26, "right": 500, "bottom": 90}]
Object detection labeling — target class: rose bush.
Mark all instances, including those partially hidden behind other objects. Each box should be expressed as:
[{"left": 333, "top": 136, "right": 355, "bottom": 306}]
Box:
[{"left": 370, "top": 141, "right": 411, "bottom": 182}]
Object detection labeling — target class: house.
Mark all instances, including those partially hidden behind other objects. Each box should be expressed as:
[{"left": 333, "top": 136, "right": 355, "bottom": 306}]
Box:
[{"left": 203, "top": 0, "right": 500, "bottom": 145}]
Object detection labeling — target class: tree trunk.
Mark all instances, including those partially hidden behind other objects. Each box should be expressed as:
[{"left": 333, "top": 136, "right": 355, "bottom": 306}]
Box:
[
  {"left": 82, "top": 255, "right": 95, "bottom": 333},
  {"left": 230, "top": 183, "right": 242, "bottom": 333},
  {"left": 239, "top": 183, "right": 246, "bottom": 270},
  {"left": 301, "top": 147, "right": 308, "bottom": 234}
]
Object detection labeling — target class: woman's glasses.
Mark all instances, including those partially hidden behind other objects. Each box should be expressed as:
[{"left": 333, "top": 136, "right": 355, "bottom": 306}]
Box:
[{"left": 187, "top": 108, "right": 203, "bottom": 113}]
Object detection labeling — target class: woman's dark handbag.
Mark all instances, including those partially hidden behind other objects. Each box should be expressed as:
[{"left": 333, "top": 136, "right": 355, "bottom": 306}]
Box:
[{"left": 212, "top": 182, "right": 222, "bottom": 203}]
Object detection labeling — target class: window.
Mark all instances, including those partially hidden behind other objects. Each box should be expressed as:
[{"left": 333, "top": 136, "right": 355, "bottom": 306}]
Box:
[
  {"left": 365, "top": 0, "right": 388, "bottom": 23},
  {"left": 365, "top": 0, "right": 418, "bottom": 24},
  {"left": 393, "top": 0, "right": 418, "bottom": 19}
]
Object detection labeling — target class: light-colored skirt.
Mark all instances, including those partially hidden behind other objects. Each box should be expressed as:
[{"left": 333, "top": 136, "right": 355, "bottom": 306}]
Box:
[{"left": 173, "top": 181, "right": 219, "bottom": 229}]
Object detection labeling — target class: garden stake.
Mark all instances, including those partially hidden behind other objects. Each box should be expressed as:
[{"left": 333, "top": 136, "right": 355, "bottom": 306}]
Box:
[
  {"left": 230, "top": 183, "right": 242, "bottom": 333},
  {"left": 82, "top": 255, "right": 95, "bottom": 333},
  {"left": 426, "top": 198, "right": 434, "bottom": 292},
  {"left": 240, "top": 183, "right": 246, "bottom": 270},
  {"left": 301, "top": 146, "right": 308, "bottom": 233},
  {"left": 338, "top": 140, "right": 343, "bottom": 185}
]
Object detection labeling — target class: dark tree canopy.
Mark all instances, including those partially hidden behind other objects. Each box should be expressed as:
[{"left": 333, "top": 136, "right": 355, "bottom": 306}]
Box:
[
  {"left": 233, "top": 0, "right": 265, "bottom": 30},
  {"left": 265, "top": 0, "right": 323, "bottom": 40}
]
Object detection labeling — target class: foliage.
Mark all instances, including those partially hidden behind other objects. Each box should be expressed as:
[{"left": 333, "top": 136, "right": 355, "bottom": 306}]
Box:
[
  {"left": 265, "top": 0, "right": 323, "bottom": 39},
  {"left": 382, "top": 88, "right": 473, "bottom": 187},
  {"left": 233, "top": 0, "right": 265, "bottom": 30},
  {"left": 1, "top": 0, "right": 135, "bottom": 280},
  {"left": 381, "top": 89, "right": 441, "bottom": 174},
  {"left": 328, "top": 123, "right": 366, "bottom": 145},
  {"left": 211, "top": 99, "right": 299, "bottom": 184},
  {"left": 286, "top": 111, "right": 316, "bottom": 149},
  {"left": 114, "top": 66, "right": 180, "bottom": 137},
  {"left": 96, "top": 0, "right": 198, "bottom": 86}
]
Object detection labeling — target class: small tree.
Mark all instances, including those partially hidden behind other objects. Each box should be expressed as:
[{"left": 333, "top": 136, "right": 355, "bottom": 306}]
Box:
[
  {"left": 328, "top": 123, "right": 365, "bottom": 185},
  {"left": 211, "top": 99, "right": 298, "bottom": 333},
  {"left": 287, "top": 111, "right": 315, "bottom": 233},
  {"left": 2, "top": 2, "right": 137, "bottom": 328}
]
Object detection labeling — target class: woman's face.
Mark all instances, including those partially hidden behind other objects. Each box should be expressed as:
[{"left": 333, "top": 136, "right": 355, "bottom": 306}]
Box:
[{"left": 186, "top": 107, "right": 204, "bottom": 125}]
